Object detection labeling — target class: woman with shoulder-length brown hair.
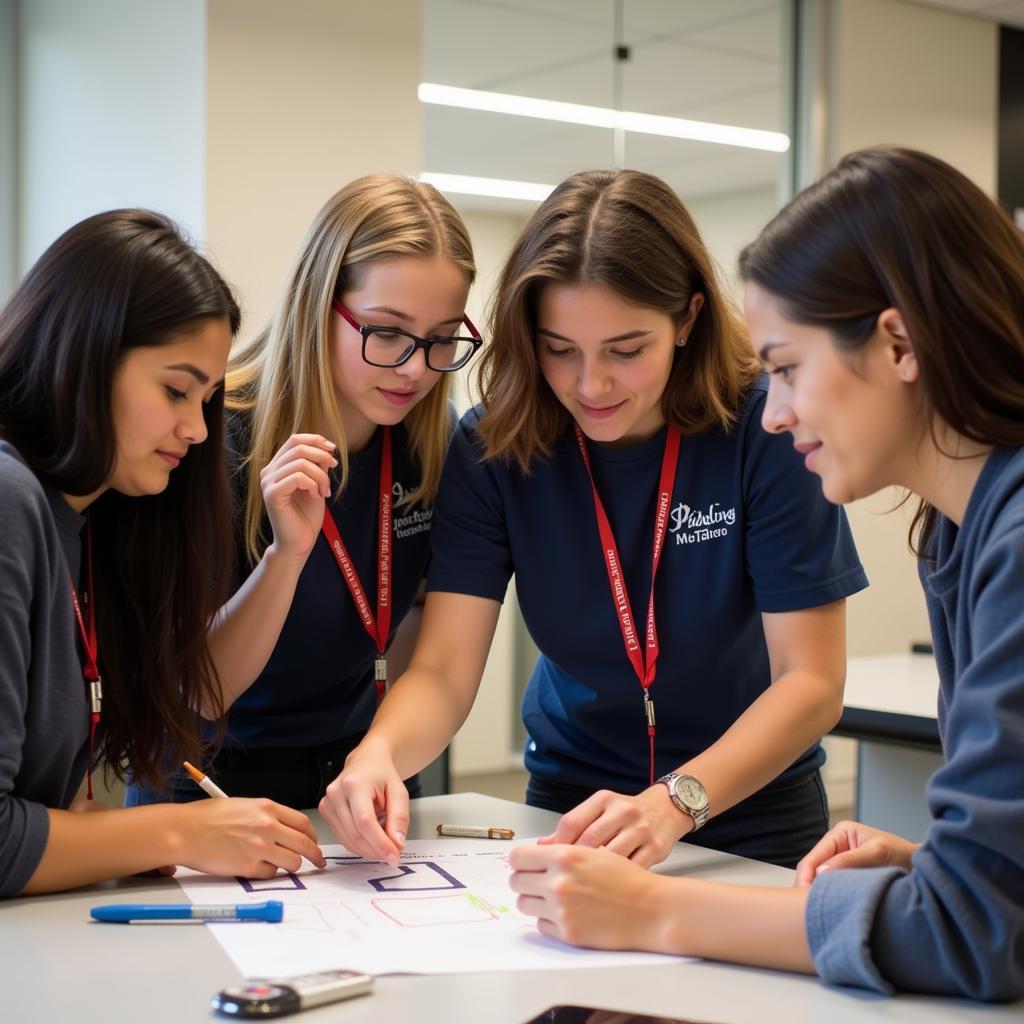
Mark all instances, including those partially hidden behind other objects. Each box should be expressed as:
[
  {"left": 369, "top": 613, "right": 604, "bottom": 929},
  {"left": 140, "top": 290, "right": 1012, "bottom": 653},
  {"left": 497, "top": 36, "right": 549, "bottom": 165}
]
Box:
[
  {"left": 508, "top": 148, "right": 1024, "bottom": 1003},
  {"left": 323, "top": 168, "right": 867, "bottom": 871}
]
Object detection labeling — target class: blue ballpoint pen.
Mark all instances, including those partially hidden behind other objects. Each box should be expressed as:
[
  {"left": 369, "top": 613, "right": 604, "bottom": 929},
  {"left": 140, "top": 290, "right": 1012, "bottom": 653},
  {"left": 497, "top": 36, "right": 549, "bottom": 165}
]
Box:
[{"left": 90, "top": 900, "right": 283, "bottom": 923}]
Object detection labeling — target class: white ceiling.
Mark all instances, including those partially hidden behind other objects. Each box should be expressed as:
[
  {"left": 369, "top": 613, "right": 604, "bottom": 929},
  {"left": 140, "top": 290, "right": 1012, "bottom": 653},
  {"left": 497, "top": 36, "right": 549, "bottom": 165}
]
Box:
[
  {"left": 422, "top": 0, "right": 1021, "bottom": 214},
  {"left": 423, "top": 0, "right": 787, "bottom": 210}
]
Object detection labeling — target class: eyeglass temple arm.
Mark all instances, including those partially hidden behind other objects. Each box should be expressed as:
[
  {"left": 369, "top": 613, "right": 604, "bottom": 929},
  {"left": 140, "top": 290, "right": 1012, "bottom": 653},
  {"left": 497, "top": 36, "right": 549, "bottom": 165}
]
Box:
[
  {"left": 463, "top": 313, "right": 482, "bottom": 341},
  {"left": 335, "top": 296, "right": 481, "bottom": 342}
]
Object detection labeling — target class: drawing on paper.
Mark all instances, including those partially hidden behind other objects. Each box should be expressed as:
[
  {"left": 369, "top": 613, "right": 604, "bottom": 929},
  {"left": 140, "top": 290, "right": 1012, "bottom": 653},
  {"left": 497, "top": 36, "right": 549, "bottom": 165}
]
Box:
[
  {"left": 175, "top": 839, "right": 689, "bottom": 977},
  {"left": 237, "top": 872, "right": 307, "bottom": 893},
  {"left": 366, "top": 862, "right": 465, "bottom": 892},
  {"left": 371, "top": 893, "right": 498, "bottom": 927}
]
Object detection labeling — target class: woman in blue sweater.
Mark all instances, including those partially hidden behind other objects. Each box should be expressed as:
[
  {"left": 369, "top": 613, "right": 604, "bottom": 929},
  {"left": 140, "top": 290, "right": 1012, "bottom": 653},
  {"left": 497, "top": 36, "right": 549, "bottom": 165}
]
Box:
[{"left": 508, "top": 147, "right": 1024, "bottom": 1001}]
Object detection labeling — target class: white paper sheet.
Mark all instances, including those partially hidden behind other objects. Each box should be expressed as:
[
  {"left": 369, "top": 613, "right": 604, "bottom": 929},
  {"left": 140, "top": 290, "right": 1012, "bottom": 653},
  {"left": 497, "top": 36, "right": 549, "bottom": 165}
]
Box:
[{"left": 174, "top": 839, "right": 690, "bottom": 976}]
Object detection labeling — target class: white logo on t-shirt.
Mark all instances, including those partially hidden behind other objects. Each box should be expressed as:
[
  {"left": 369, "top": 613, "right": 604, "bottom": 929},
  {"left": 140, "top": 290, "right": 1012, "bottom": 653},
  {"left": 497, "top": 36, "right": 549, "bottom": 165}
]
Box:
[
  {"left": 669, "top": 500, "right": 735, "bottom": 545},
  {"left": 392, "top": 480, "right": 433, "bottom": 539}
]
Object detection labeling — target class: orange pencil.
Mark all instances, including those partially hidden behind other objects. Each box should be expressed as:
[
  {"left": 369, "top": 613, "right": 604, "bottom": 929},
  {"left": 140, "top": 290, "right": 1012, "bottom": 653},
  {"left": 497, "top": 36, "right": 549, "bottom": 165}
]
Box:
[{"left": 183, "top": 760, "right": 229, "bottom": 799}]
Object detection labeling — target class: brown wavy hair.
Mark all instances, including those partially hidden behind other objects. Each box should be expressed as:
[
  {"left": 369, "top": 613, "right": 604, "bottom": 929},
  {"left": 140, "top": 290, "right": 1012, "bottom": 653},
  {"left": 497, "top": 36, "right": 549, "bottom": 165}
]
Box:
[
  {"left": 738, "top": 146, "right": 1024, "bottom": 551},
  {"left": 477, "top": 169, "right": 760, "bottom": 471},
  {"left": 227, "top": 175, "right": 476, "bottom": 564},
  {"left": 0, "top": 209, "right": 239, "bottom": 788}
]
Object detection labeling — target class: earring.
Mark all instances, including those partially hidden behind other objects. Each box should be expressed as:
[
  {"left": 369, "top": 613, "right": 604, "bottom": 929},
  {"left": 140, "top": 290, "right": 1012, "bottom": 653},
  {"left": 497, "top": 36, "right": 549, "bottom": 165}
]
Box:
[{"left": 676, "top": 335, "right": 688, "bottom": 347}]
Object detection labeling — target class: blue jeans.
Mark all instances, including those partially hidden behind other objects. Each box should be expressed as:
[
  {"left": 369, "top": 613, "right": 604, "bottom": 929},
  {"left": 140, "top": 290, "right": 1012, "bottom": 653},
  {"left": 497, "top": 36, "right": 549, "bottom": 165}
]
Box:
[
  {"left": 525, "top": 769, "right": 829, "bottom": 869},
  {"left": 126, "top": 734, "right": 421, "bottom": 810}
]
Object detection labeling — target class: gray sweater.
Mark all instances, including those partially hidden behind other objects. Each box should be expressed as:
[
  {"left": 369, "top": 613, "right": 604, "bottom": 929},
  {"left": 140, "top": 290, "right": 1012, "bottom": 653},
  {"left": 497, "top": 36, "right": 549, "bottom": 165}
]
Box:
[
  {"left": 806, "top": 446, "right": 1024, "bottom": 1001},
  {"left": 0, "top": 441, "right": 89, "bottom": 899}
]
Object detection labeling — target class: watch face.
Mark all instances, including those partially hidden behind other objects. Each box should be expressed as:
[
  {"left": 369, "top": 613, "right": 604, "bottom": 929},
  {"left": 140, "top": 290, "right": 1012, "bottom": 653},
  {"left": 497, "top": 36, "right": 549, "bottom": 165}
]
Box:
[{"left": 676, "top": 776, "right": 706, "bottom": 810}]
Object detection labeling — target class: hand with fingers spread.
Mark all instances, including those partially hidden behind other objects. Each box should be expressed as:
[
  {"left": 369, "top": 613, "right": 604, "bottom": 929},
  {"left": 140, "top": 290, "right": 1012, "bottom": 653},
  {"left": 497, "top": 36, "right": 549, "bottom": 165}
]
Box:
[
  {"left": 509, "top": 842, "right": 668, "bottom": 951},
  {"left": 260, "top": 433, "right": 338, "bottom": 562},
  {"left": 319, "top": 737, "right": 409, "bottom": 866},
  {"left": 794, "top": 819, "right": 919, "bottom": 887},
  {"left": 539, "top": 786, "right": 690, "bottom": 867},
  {"left": 175, "top": 797, "right": 326, "bottom": 879}
]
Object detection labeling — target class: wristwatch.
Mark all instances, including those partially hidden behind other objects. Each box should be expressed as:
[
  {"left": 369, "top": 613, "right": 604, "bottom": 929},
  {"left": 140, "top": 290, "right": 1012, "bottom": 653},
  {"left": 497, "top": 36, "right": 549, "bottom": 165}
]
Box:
[{"left": 657, "top": 772, "right": 710, "bottom": 831}]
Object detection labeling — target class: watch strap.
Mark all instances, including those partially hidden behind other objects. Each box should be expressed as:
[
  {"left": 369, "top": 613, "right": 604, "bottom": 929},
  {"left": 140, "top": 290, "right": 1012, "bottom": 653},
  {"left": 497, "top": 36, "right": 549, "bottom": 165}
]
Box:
[{"left": 657, "top": 772, "right": 709, "bottom": 832}]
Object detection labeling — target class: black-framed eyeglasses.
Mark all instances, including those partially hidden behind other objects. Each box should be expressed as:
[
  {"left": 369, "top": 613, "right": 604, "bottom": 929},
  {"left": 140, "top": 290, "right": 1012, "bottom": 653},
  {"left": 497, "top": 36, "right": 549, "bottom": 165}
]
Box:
[{"left": 332, "top": 299, "right": 482, "bottom": 372}]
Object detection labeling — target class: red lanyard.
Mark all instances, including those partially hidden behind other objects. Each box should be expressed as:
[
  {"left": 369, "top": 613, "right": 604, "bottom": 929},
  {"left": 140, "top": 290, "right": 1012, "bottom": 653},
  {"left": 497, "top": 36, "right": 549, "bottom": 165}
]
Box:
[
  {"left": 574, "top": 423, "right": 681, "bottom": 786},
  {"left": 69, "top": 521, "right": 102, "bottom": 800},
  {"left": 320, "top": 427, "right": 393, "bottom": 705}
]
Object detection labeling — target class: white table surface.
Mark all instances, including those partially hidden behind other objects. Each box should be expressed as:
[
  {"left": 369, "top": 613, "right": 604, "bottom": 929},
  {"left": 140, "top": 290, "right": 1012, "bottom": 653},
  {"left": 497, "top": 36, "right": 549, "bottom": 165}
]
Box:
[
  {"left": 2, "top": 792, "right": 1019, "bottom": 1024},
  {"left": 843, "top": 654, "right": 939, "bottom": 719}
]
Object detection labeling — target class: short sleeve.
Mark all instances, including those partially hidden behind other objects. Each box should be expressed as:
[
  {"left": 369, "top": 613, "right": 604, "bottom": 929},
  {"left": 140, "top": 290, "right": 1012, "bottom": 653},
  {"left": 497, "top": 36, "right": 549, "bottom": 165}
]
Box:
[
  {"left": 426, "top": 409, "right": 513, "bottom": 603},
  {"left": 741, "top": 389, "right": 868, "bottom": 612}
]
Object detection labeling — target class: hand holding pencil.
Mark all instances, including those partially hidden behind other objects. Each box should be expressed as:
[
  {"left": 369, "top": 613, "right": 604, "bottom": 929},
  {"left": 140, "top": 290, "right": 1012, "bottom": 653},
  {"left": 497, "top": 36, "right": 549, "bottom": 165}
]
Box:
[
  {"left": 183, "top": 761, "right": 228, "bottom": 799},
  {"left": 167, "top": 760, "right": 327, "bottom": 878}
]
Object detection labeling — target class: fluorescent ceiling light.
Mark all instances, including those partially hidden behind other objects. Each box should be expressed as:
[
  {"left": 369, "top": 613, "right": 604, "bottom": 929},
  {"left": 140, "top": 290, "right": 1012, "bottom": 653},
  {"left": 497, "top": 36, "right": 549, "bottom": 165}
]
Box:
[
  {"left": 419, "top": 82, "right": 789, "bottom": 154},
  {"left": 421, "top": 172, "right": 554, "bottom": 202}
]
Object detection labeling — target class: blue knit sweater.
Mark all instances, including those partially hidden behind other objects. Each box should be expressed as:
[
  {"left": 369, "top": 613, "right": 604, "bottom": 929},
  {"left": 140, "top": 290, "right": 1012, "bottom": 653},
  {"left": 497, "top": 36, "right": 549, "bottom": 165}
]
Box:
[{"left": 807, "top": 447, "right": 1024, "bottom": 1001}]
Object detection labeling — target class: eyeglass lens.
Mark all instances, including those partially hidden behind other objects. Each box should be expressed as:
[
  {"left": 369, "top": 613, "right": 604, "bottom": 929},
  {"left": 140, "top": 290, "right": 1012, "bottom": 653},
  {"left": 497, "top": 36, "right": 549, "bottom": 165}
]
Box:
[{"left": 364, "top": 330, "right": 477, "bottom": 371}]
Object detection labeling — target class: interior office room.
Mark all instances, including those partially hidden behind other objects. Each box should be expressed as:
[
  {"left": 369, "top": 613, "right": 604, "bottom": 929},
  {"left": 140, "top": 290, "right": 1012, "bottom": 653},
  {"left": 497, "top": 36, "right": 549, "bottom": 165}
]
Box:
[
  {"left": 1, "top": 0, "right": 1023, "bottom": 1020},
  {"left": 5, "top": 0, "right": 1022, "bottom": 818}
]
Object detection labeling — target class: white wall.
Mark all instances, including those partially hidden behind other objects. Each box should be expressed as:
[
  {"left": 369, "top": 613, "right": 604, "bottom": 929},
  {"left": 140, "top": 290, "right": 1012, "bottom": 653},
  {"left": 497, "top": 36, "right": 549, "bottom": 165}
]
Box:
[
  {"left": 687, "top": 185, "right": 778, "bottom": 299},
  {"left": 205, "top": 0, "right": 423, "bottom": 339},
  {"left": 830, "top": 0, "right": 998, "bottom": 193},
  {"left": 17, "top": 0, "right": 206, "bottom": 269},
  {"left": 827, "top": 0, "right": 998, "bottom": 660},
  {"left": 819, "top": 0, "right": 999, "bottom": 800},
  {"left": 0, "top": 0, "right": 17, "bottom": 300},
  {"left": 454, "top": 207, "right": 528, "bottom": 409},
  {"left": 446, "top": 207, "right": 528, "bottom": 775}
]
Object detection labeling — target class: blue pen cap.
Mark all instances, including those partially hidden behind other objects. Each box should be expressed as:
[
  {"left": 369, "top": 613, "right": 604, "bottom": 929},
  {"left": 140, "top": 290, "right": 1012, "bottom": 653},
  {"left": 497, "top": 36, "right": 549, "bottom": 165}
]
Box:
[{"left": 239, "top": 900, "right": 284, "bottom": 922}]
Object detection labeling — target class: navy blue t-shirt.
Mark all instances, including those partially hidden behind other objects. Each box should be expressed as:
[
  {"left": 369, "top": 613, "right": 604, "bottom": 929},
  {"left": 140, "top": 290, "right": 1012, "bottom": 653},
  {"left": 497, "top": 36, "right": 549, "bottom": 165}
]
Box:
[
  {"left": 223, "top": 414, "right": 435, "bottom": 748},
  {"left": 427, "top": 379, "right": 868, "bottom": 794}
]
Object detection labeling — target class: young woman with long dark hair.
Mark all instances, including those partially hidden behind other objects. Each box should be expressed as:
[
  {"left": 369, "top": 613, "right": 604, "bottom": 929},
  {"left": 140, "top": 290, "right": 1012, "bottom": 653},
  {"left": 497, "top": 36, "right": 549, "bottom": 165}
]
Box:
[{"left": 0, "top": 210, "right": 324, "bottom": 897}]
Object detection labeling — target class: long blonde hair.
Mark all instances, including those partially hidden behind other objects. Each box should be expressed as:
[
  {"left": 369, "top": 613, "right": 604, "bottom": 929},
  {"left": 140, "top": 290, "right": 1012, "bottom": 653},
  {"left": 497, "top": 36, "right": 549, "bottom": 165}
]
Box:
[
  {"left": 227, "top": 174, "right": 476, "bottom": 563},
  {"left": 478, "top": 169, "right": 759, "bottom": 472}
]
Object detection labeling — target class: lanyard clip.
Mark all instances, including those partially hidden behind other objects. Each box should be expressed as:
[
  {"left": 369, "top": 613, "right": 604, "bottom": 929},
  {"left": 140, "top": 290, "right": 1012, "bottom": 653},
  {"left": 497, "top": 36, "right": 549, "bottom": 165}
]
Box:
[
  {"left": 89, "top": 677, "right": 103, "bottom": 715},
  {"left": 374, "top": 655, "right": 388, "bottom": 684},
  {"left": 643, "top": 691, "right": 656, "bottom": 729}
]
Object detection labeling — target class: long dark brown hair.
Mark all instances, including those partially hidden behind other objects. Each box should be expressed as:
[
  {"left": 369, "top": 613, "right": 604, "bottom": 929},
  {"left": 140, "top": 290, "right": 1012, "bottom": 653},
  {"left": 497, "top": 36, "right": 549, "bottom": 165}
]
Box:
[
  {"left": 738, "top": 146, "right": 1024, "bottom": 551},
  {"left": 0, "top": 209, "right": 240, "bottom": 787},
  {"left": 478, "top": 169, "right": 760, "bottom": 472}
]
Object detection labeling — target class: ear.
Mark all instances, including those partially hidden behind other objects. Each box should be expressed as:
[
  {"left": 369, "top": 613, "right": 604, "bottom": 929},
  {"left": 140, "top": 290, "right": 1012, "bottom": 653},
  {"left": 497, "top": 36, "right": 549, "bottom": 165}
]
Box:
[
  {"left": 678, "top": 292, "right": 705, "bottom": 344},
  {"left": 877, "top": 308, "right": 919, "bottom": 384}
]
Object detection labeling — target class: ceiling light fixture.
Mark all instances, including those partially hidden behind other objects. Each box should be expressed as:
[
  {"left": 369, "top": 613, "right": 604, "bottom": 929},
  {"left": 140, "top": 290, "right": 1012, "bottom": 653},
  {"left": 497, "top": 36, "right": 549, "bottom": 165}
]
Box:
[
  {"left": 420, "top": 172, "right": 554, "bottom": 202},
  {"left": 419, "top": 82, "right": 789, "bottom": 153}
]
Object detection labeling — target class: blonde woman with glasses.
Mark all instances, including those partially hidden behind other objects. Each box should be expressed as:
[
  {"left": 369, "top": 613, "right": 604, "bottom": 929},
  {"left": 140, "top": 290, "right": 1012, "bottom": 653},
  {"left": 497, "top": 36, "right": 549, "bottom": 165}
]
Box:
[{"left": 127, "top": 175, "right": 480, "bottom": 810}]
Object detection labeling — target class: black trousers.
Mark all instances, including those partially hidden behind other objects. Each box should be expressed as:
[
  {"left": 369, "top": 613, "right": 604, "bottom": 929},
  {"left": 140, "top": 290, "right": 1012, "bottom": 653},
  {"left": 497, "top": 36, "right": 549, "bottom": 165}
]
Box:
[
  {"left": 125, "top": 735, "right": 421, "bottom": 810},
  {"left": 525, "top": 769, "right": 829, "bottom": 869}
]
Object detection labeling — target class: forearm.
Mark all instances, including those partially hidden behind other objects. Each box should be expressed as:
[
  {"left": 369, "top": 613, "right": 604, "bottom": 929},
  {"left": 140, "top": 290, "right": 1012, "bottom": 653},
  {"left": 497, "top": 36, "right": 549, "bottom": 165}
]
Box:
[
  {"left": 384, "top": 595, "right": 423, "bottom": 682},
  {"left": 360, "top": 664, "right": 477, "bottom": 780},
  {"left": 206, "top": 545, "right": 306, "bottom": 713},
  {"left": 680, "top": 670, "right": 842, "bottom": 817},
  {"left": 20, "top": 804, "right": 191, "bottom": 895},
  {"left": 653, "top": 875, "right": 814, "bottom": 973}
]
